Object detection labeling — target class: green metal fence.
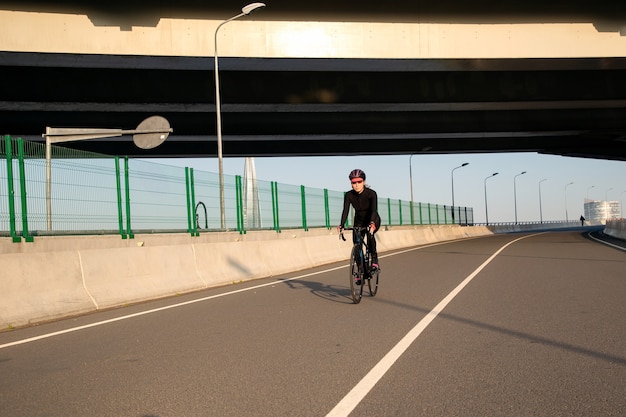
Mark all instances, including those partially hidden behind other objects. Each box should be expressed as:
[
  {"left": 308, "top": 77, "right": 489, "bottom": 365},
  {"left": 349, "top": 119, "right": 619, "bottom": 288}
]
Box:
[{"left": 1, "top": 136, "right": 474, "bottom": 241}]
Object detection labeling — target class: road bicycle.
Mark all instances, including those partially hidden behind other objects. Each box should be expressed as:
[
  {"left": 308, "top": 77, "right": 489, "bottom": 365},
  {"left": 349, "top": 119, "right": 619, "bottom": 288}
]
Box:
[{"left": 340, "top": 226, "right": 379, "bottom": 304}]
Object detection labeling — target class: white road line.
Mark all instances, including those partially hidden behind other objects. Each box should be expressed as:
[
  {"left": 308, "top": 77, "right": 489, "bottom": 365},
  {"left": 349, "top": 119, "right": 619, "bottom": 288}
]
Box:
[
  {"left": 325, "top": 233, "right": 538, "bottom": 417},
  {"left": 0, "top": 266, "right": 348, "bottom": 350}
]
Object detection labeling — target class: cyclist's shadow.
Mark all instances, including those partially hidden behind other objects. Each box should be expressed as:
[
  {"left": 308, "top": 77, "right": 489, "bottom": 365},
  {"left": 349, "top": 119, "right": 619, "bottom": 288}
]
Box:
[{"left": 279, "top": 278, "right": 355, "bottom": 304}]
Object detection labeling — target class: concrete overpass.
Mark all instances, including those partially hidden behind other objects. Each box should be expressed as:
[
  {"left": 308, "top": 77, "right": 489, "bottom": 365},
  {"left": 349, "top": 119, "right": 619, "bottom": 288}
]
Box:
[{"left": 1, "top": 1, "right": 626, "bottom": 160}]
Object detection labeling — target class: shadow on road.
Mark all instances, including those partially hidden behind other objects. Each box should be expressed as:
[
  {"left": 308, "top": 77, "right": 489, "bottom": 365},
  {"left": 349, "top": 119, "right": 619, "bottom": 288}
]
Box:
[{"left": 279, "top": 277, "right": 363, "bottom": 304}]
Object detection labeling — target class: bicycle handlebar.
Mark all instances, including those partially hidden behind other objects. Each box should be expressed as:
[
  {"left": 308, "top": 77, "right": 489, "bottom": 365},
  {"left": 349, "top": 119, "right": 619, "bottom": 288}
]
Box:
[{"left": 339, "top": 226, "right": 370, "bottom": 241}]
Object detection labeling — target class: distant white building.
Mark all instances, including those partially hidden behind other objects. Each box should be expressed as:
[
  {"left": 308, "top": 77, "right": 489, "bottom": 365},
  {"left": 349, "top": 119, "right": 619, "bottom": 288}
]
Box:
[
  {"left": 583, "top": 199, "right": 622, "bottom": 224},
  {"left": 243, "top": 157, "right": 261, "bottom": 228}
]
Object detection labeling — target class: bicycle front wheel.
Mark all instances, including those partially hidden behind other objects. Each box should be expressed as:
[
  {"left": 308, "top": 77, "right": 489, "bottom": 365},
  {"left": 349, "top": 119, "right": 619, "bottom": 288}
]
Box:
[{"left": 349, "top": 245, "right": 364, "bottom": 304}]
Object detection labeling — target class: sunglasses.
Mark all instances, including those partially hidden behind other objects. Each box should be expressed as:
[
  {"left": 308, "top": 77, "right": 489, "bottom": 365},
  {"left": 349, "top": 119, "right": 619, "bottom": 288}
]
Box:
[{"left": 351, "top": 179, "right": 364, "bottom": 184}]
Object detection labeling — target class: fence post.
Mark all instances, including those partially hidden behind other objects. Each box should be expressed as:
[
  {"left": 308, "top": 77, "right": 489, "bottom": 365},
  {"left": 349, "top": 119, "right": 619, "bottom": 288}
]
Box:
[
  {"left": 271, "top": 181, "right": 281, "bottom": 233},
  {"left": 398, "top": 199, "right": 403, "bottom": 225},
  {"left": 114, "top": 157, "right": 127, "bottom": 239},
  {"left": 300, "top": 185, "right": 308, "bottom": 231},
  {"left": 185, "top": 168, "right": 201, "bottom": 236},
  {"left": 123, "top": 157, "right": 134, "bottom": 239},
  {"left": 235, "top": 175, "right": 246, "bottom": 234},
  {"left": 387, "top": 197, "right": 391, "bottom": 225},
  {"left": 16, "top": 139, "right": 33, "bottom": 242},
  {"left": 185, "top": 167, "right": 192, "bottom": 234},
  {"left": 443, "top": 205, "right": 448, "bottom": 224},
  {"left": 410, "top": 201, "right": 414, "bottom": 225},
  {"left": 324, "top": 188, "right": 330, "bottom": 229},
  {"left": 4, "top": 136, "right": 20, "bottom": 242},
  {"left": 190, "top": 168, "right": 199, "bottom": 236}
]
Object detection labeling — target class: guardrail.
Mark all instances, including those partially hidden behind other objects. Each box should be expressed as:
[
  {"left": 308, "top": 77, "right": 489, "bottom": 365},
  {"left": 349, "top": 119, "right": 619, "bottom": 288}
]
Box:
[{"left": 2, "top": 136, "right": 474, "bottom": 241}]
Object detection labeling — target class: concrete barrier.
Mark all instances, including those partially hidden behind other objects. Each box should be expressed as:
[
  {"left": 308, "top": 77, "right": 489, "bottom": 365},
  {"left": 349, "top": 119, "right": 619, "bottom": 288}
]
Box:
[
  {"left": 0, "top": 224, "right": 511, "bottom": 329},
  {"left": 0, "top": 250, "right": 94, "bottom": 326},
  {"left": 604, "top": 219, "right": 626, "bottom": 240},
  {"left": 80, "top": 244, "right": 205, "bottom": 309}
]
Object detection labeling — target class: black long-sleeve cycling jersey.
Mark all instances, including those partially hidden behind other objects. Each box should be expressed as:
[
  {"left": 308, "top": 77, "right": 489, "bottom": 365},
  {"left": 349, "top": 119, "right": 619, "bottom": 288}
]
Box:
[{"left": 340, "top": 187, "right": 381, "bottom": 228}]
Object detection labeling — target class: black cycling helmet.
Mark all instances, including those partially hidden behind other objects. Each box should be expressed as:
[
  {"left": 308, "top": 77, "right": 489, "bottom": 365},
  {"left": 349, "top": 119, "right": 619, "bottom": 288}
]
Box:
[{"left": 348, "top": 169, "right": 366, "bottom": 181}]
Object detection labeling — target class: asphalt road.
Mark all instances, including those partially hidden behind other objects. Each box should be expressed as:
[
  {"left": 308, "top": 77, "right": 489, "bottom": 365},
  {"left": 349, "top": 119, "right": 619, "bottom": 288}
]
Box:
[{"left": 1, "top": 230, "right": 625, "bottom": 417}]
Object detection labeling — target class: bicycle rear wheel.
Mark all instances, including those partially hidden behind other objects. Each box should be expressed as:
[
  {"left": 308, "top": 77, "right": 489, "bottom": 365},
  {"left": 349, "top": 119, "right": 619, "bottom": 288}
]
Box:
[
  {"left": 368, "top": 264, "right": 379, "bottom": 296},
  {"left": 349, "top": 245, "right": 364, "bottom": 304}
]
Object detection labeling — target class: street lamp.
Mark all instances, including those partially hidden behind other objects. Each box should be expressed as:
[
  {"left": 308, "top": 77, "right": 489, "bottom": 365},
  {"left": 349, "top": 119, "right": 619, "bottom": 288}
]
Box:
[
  {"left": 409, "top": 148, "right": 431, "bottom": 208},
  {"left": 564, "top": 182, "right": 574, "bottom": 222},
  {"left": 538, "top": 178, "right": 547, "bottom": 224},
  {"left": 483, "top": 172, "right": 498, "bottom": 225},
  {"left": 513, "top": 171, "right": 526, "bottom": 224},
  {"left": 586, "top": 185, "right": 595, "bottom": 200},
  {"left": 408, "top": 154, "right": 414, "bottom": 225},
  {"left": 409, "top": 154, "right": 416, "bottom": 206},
  {"left": 214, "top": 2, "right": 266, "bottom": 229},
  {"left": 451, "top": 162, "right": 469, "bottom": 224},
  {"left": 43, "top": 116, "right": 172, "bottom": 231}
]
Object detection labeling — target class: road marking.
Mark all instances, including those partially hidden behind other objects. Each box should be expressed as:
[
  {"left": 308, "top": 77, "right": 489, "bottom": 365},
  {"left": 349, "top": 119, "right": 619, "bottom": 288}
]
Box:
[
  {"left": 0, "top": 265, "right": 349, "bottom": 350},
  {"left": 325, "top": 233, "right": 538, "bottom": 417}
]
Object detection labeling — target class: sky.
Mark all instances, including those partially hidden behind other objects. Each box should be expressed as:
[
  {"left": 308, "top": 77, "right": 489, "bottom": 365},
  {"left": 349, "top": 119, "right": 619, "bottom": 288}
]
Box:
[{"left": 164, "top": 152, "right": 626, "bottom": 224}]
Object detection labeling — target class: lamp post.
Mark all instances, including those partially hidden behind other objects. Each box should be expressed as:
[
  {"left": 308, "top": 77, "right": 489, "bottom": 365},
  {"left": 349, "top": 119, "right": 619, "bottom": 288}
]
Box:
[
  {"left": 451, "top": 162, "right": 469, "bottom": 224},
  {"left": 513, "top": 171, "right": 526, "bottom": 224},
  {"left": 483, "top": 172, "right": 498, "bottom": 225},
  {"left": 408, "top": 148, "right": 431, "bottom": 223},
  {"left": 409, "top": 154, "right": 416, "bottom": 206},
  {"left": 538, "top": 179, "right": 547, "bottom": 224},
  {"left": 564, "top": 182, "right": 574, "bottom": 222},
  {"left": 214, "top": 2, "right": 266, "bottom": 229},
  {"left": 586, "top": 185, "right": 595, "bottom": 200}
]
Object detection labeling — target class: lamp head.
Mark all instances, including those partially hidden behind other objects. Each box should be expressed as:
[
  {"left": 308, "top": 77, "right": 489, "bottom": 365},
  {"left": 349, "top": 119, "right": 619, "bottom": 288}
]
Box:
[{"left": 242, "top": 2, "right": 266, "bottom": 15}]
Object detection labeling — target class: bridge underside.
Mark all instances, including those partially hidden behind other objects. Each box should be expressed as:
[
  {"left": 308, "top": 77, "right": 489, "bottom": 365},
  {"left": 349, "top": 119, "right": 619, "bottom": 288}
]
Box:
[{"left": 2, "top": 51, "right": 626, "bottom": 160}]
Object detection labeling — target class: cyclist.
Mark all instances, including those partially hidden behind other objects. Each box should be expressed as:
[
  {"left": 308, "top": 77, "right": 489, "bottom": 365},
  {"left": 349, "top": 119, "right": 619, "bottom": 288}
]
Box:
[{"left": 338, "top": 168, "right": 381, "bottom": 272}]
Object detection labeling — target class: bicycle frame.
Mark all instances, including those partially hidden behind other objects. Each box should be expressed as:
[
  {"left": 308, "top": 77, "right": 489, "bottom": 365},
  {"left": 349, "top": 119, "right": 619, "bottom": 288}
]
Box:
[
  {"left": 340, "top": 226, "right": 378, "bottom": 303},
  {"left": 340, "top": 227, "right": 371, "bottom": 271}
]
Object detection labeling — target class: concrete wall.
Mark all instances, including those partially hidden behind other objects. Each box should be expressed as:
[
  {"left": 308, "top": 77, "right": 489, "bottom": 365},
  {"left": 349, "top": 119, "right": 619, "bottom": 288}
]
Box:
[
  {"left": 0, "top": 222, "right": 581, "bottom": 329},
  {"left": 1, "top": 9, "right": 625, "bottom": 59}
]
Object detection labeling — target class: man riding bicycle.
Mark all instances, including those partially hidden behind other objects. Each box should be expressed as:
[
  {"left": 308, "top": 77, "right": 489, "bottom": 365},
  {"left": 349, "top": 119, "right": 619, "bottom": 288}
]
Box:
[{"left": 338, "top": 169, "right": 381, "bottom": 270}]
